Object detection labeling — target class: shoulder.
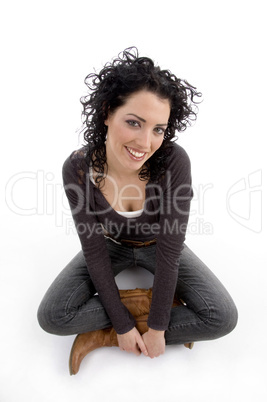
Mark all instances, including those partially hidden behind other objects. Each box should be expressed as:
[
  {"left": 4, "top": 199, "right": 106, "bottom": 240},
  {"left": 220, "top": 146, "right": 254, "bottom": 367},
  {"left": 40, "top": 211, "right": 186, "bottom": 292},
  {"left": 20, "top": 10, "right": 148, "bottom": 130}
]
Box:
[
  {"left": 63, "top": 147, "right": 87, "bottom": 167},
  {"left": 166, "top": 142, "right": 191, "bottom": 171},
  {"left": 157, "top": 142, "right": 192, "bottom": 190},
  {"left": 62, "top": 147, "right": 88, "bottom": 185}
]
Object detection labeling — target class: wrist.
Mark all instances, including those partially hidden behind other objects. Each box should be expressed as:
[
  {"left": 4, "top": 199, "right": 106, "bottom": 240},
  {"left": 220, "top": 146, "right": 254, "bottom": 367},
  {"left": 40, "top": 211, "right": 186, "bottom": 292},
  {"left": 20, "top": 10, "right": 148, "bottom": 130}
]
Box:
[{"left": 148, "top": 328, "right": 165, "bottom": 336}]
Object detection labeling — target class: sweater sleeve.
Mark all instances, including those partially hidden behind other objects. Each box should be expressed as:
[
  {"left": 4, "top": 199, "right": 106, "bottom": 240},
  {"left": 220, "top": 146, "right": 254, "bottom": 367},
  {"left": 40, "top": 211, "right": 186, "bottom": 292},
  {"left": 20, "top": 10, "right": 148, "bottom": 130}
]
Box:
[
  {"left": 62, "top": 152, "right": 136, "bottom": 334},
  {"left": 147, "top": 145, "right": 193, "bottom": 331}
]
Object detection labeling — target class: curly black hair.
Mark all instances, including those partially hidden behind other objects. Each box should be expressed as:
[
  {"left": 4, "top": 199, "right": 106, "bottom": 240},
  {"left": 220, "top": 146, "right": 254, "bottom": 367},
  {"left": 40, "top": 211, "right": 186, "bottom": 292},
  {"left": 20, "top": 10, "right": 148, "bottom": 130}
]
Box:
[{"left": 80, "top": 47, "right": 202, "bottom": 184}]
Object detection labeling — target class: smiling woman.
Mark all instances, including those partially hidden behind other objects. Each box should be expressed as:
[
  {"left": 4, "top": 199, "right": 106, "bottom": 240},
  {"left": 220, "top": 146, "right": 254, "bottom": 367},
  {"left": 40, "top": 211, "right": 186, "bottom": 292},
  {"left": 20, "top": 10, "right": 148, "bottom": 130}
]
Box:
[
  {"left": 37, "top": 47, "right": 238, "bottom": 375},
  {"left": 80, "top": 47, "right": 201, "bottom": 184}
]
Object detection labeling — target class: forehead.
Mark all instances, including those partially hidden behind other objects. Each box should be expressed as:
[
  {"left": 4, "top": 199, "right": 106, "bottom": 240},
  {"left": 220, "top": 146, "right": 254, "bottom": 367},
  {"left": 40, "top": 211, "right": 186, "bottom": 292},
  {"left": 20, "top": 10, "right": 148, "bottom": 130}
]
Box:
[{"left": 121, "top": 90, "right": 170, "bottom": 116}]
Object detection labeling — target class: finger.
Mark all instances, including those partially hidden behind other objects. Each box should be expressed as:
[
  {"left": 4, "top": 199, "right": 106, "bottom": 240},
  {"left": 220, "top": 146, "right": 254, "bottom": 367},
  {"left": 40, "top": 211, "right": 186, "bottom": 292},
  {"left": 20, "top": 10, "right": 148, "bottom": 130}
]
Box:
[
  {"left": 129, "top": 342, "right": 141, "bottom": 356},
  {"left": 134, "top": 348, "right": 141, "bottom": 356},
  {"left": 137, "top": 336, "right": 149, "bottom": 356}
]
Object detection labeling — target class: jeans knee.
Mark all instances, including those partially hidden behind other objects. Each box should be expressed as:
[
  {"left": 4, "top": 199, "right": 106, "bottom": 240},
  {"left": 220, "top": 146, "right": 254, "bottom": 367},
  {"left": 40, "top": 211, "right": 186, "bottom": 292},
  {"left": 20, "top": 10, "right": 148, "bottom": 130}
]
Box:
[
  {"left": 37, "top": 301, "right": 52, "bottom": 334},
  {"left": 37, "top": 300, "right": 66, "bottom": 335},
  {"left": 224, "top": 299, "right": 238, "bottom": 334},
  {"left": 209, "top": 297, "right": 238, "bottom": 338}
]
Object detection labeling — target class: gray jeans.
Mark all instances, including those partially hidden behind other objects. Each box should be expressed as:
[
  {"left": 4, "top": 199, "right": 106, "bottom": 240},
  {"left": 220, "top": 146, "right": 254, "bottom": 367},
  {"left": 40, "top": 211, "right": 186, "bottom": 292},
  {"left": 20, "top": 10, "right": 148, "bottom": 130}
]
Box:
[{"left": 37, "top": 241, "right": 238, "bottom": 345}]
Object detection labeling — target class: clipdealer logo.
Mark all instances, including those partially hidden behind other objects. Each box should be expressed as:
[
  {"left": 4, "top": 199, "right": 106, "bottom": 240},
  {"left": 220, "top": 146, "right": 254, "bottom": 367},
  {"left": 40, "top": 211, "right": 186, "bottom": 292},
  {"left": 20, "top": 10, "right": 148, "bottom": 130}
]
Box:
[{"left": 226, "top": 170, "right": 262, "bottom": 233}]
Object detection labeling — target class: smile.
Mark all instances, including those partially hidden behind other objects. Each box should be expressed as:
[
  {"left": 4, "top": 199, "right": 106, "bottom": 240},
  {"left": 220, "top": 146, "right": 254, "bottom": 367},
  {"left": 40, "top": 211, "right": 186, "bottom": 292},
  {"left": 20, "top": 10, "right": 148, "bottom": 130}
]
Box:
[
  {"left": 126, "top": 147, "right": 145, "bottom": 157},
  {"left": 125, "top": 146, "right": 146, "bottom": 160}
]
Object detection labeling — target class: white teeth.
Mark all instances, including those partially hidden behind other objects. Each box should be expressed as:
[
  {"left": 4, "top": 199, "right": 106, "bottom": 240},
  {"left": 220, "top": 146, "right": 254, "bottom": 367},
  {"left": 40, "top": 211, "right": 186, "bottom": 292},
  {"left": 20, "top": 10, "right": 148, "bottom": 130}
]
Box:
[{"left": 126, "top": 147, "right": 145, "bottom": 158}]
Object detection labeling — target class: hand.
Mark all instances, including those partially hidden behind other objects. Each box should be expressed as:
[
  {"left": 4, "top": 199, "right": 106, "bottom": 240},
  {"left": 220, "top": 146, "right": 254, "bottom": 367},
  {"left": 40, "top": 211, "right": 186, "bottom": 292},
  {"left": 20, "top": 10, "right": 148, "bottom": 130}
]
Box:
[
  {"left": 142, "top": 328, "right": 166, "bottom": 358},
  {"left": 117, "top": 327, "right": 149, "bottom": 356}
]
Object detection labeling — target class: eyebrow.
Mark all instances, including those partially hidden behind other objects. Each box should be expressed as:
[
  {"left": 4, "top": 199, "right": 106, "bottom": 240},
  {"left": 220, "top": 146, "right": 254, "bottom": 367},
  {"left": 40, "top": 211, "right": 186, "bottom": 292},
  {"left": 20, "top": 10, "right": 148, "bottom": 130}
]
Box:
[{"left": 126, "top": 113, "right": 168, "bottom": 127}]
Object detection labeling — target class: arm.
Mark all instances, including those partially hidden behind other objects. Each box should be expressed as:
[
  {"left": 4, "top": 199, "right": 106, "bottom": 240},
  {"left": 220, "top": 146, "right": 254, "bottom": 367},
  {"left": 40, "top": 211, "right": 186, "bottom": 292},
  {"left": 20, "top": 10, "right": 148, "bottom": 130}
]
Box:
[
  {"left": 141, "top": 146, "right": 192, "bottom": 357},
  {"left": 62, "top": 152, "right": 136, "bottom": 335},
  {"left": 147, "top": 145, "right": 193, "bottom": 332}
]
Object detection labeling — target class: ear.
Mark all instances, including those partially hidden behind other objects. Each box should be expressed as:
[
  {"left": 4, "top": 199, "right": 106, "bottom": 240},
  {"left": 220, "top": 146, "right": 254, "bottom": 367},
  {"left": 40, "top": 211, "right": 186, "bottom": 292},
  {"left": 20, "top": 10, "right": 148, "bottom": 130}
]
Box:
[
  {"left": 104, "top": 115, "right": 109, "bottom": 126},
  {"left": 104, "top": 110, "right": 113, "bottom": 127}
]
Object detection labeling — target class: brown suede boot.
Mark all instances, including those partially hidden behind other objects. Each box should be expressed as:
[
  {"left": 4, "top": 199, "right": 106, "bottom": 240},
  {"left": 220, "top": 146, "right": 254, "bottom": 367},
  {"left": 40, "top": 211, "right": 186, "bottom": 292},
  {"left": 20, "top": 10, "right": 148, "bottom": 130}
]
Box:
[
  {"left": 69, "top": 327, "right": 118, "bottom": 375},
  {"left": 69, "top": 288, "right": 193, "bottom": 375},
  {"left": 69, "top": 288, "right": 152, "bottom": 375}
]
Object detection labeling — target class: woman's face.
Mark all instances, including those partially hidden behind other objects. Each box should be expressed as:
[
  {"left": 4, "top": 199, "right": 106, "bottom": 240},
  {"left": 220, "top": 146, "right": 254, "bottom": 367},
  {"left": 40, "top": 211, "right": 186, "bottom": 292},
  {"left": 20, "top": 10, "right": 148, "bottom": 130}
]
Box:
[{"left": 105, "top": 90, "right": 171, "bottom": 175}]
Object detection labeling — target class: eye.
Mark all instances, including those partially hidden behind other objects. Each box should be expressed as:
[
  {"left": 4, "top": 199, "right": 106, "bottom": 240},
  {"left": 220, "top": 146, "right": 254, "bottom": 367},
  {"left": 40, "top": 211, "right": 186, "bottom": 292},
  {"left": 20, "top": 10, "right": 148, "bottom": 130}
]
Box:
[
  {"left": 126, "top": 120, "right": 141, "bottom": 128},
  {"left": 154, "top": 127, "right": 165, "bottom": 135}
]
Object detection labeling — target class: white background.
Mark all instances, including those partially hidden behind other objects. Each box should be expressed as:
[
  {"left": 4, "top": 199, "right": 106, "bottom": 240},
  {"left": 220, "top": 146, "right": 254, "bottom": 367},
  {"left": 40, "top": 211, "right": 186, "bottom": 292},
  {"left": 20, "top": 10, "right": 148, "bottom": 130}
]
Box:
[{"left": 1, "top": 0, "right": 266, "bottom": 401}]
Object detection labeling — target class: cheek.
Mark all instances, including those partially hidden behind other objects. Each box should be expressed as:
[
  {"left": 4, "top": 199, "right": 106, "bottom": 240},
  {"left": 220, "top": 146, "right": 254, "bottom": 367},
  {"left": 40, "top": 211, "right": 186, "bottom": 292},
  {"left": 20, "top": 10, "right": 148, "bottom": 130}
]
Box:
[
  {"left": 153, "top": 137, "right": 164, "bottom": 151},
  {"left": 108, "top": 125, "right": 126, "bottom": 143},
  {"left": 118, "top": 127, "right": 134, "bottom": 143}
]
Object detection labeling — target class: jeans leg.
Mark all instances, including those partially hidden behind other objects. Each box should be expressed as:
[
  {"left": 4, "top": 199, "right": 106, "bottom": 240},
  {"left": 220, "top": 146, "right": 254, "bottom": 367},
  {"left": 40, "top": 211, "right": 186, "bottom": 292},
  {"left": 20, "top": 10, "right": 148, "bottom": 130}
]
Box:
[
  {"left": 37, "top": 239, "right": 134, "bottom": 336},
  {"left": 135, "top": 244, "right": 238, "bottom": 344},
  {"left": 165, "top": 244, "right": 238, "bottom": 344}
]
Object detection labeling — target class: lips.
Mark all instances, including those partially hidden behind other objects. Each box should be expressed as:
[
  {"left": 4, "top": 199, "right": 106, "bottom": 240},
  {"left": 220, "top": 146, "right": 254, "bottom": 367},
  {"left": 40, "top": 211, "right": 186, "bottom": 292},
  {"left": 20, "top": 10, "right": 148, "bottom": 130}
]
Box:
[{"left": 125, "top": 146, "right": 147, "bottom": 161}]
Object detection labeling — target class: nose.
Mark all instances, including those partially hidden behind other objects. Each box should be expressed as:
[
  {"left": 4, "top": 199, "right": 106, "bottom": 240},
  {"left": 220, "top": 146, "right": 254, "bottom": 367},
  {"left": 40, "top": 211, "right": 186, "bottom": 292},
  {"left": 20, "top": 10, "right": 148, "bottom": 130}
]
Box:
[{"left": 137, "top": 129, "right": 151, "bottom": 150}]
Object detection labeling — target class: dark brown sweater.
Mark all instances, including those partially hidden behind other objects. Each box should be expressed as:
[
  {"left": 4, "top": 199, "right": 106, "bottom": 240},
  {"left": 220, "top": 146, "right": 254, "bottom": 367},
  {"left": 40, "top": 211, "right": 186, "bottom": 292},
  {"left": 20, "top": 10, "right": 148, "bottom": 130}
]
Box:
[{"left": 62, "top": 142, "right": 193, "bottom": 334}]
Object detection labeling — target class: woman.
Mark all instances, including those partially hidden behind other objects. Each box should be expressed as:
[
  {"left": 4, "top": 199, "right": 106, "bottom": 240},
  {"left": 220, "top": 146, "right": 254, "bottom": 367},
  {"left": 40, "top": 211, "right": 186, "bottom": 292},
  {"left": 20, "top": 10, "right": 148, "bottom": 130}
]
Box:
[{"left": 37, "top": 47, "right": 238, "bottom": 375}]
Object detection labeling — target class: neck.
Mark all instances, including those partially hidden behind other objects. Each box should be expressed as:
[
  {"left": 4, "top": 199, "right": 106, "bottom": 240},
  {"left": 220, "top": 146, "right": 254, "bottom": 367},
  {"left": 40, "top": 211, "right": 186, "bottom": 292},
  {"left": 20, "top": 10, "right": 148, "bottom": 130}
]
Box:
[{"left": 105, "top": 163, "right": 142, "bottom": 182}]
